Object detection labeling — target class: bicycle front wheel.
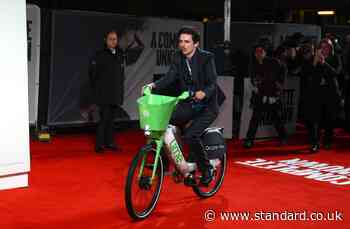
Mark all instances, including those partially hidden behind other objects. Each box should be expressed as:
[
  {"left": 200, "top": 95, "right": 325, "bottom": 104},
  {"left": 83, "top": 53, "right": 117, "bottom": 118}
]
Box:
[{"left": 124, "top": 144, "right": 164, "bottom": 220}]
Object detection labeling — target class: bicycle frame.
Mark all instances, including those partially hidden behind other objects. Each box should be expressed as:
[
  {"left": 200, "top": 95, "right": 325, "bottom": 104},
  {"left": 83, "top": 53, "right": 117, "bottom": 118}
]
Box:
[
  {"left": 137, "top": 88, "right": 190, "bottom": 184},
  {"left": 137, "top": 132, "right": 164, "bottom": 184},
  {"left": 126, "top": 88, "right": 226, "bottom": 220}
]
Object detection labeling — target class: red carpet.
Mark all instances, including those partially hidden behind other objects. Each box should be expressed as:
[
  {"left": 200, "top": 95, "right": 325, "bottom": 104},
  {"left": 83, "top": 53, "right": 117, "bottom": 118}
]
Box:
[{"left": 1, "top": 129, "right": 350, "bottom": 229}]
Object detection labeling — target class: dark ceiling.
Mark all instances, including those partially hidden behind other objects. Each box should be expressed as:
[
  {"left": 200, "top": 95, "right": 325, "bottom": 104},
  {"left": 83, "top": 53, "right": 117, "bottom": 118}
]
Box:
[{"left": 27, "top": 0, "right": 350, "bottom": 22}]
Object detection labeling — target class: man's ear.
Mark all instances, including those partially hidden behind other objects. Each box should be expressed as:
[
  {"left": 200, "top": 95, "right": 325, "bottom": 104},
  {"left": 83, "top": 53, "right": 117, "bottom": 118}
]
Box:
[{"left": 194, "top": 42, "right": 199, "bottom": 48}]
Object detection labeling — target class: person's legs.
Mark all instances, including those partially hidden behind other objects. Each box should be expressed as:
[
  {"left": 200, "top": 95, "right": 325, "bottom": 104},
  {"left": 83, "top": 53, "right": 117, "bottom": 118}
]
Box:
[
  {"left": 270, "top": 102, "right": 287, "bottom": 143},
  {"left": 96, "top": 105, "right": 108, "bottom": 152},
  {"left": 304, "top": 97, "right": 322, "bottom": 153},
  {"left": 309, "top": 121, "right": 320, "bottom": 146},
  {"left": 308, "top": 104, "right": 321, "bottom": 153},
  {"left": 170, "top": 102, "right": 195, "bottom": 126},
  {"left": 165, "top": 102, "right": 194, "bottom": 172},
  {"left": 104, "top": 105, "right": 119, "bottom": 150},
  {"left": 244, "top": 103, "right": 264, "bottom": 147},
  {"left": 345, "top": 79, "right": 350, "bottom": 131},
  {"left": 323, "top": 100, "right": 337, "bottom": 149},
  {"left": 183, "top": 109, "right": 217, "bottom": 185}
]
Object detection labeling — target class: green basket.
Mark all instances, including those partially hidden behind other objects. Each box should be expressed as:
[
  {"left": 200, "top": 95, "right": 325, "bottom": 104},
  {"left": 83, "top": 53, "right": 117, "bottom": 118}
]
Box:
[
  {"left": 138, "top": 93, "right": 178, "bottom": 131},
  {"left": 138, "top": 87, "right": 189, "bottom": 131}
]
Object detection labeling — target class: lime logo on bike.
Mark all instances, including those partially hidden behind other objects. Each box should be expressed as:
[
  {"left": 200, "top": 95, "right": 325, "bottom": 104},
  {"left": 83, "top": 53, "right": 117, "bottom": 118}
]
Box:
[
  {"left": 170, "top": 140, "right": 185, "bottom": 164},
  {"left": 143, "top": 110, "right": 150, "bottom": 117}
]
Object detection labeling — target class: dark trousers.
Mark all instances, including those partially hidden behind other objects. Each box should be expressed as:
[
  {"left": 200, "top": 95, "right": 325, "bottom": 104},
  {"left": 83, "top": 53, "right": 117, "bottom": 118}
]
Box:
[
  {"left": 345, "top": 79, "right": 350, "bottom": 131},
  {"left": 246, "top": 99, "right": 286, "bottom": 141},
  {"left": 169, "top": 102, "right": 217, "bottom": 173},
  {"left": 96, "top": 105, "right": 116, "bottom": 147},
  {"left": 308, "top": 99, "right": 337, "bottom": 145}
]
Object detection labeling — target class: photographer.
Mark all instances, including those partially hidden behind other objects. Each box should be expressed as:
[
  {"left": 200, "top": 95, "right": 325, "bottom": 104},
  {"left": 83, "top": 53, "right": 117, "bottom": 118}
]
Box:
[
  {"left": 343, "top": 35, "right": 350, "bottom": 131},
  {"left": 300, "top": 41, "right": 342, "bottom": 152},
  {"left": 298, "top": 40, "right": 316, "bottom": 120},
  {"left": 324, "top": 34, "right": 343, "bottom": 77},
  {"left": 243, "top": 41, "right": 287, "bottom": 148},
  {"left": 283, "top": 33, "right": 304, "bottom": 77}
]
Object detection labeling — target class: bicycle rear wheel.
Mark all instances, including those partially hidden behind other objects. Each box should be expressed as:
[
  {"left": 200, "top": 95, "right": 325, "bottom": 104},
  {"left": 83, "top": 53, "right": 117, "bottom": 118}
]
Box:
[{"left": 124, "top": 144, "right": 164, "bottom": 220}]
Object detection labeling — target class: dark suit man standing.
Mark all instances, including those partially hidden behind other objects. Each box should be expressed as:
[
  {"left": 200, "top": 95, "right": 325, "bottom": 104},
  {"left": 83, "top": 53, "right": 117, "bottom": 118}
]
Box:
[
  {"left": 89, "top": 30, "right": 123, "bottom": 153},
  {"left": 243, "top": 42, "right": 287, "bottom": 148},
  {"left": 301, "top": 42, "right": 342, "bottom": 152}
]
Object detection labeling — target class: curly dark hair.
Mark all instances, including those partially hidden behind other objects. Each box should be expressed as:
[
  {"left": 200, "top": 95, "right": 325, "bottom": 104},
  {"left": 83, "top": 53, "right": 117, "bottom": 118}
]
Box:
[{"left": 177, "top": 26, "right": 200, "bottom": 43}]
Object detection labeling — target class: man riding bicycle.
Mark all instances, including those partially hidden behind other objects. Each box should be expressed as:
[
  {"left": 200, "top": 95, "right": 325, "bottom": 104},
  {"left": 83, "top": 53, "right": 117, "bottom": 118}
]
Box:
[{"left": 146, "top": 27, "right": 219, "bottom": 186}]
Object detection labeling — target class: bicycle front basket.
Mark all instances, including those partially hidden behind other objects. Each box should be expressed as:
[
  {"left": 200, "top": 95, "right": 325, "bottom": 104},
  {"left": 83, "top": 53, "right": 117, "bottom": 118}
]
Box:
[{"left": 137, "top": 94, "right": 178, "bottom": 131}]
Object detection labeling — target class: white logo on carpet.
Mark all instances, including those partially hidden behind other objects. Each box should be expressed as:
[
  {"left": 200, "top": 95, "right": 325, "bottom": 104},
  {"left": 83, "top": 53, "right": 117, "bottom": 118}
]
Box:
[{"left": 236, "top": 158, "right": 350, "bottom": 186}]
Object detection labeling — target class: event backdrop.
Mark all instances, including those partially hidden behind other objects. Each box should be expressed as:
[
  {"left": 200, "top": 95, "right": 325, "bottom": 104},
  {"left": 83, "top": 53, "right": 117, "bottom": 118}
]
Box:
[
  {"left": 48, "top": 11, "right": 203, "bottom": 126},
  {"left": 205, "top": 22, "right": 322, "bottom": 76},
  {"left": 27, "top": 4, "right": 41, "bottom": 125},
  {"left": 239, "top": 77, "right": 300, "bottom": 139}
]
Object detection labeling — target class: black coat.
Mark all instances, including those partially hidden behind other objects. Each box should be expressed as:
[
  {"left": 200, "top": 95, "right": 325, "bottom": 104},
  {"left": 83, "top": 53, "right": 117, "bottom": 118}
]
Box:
[
  {"left": 250, "top": 57, "right": 286, "bottom": 97},
  {"left": 154, "top": 49, "right": 219, "bottom": 114},
  {"left": 89, "top": 48, "right": 124, "bottom": 105},
  {"left": 301, "top": 61, "right": 341, "bottom": 122}
]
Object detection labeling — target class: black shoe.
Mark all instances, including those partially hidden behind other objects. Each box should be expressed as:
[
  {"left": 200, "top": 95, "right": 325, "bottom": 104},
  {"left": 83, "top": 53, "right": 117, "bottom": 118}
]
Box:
[
  {"left": 105, "top": 144, "right": 120, "bottom": 152},
  {"left": 184, "top": 174, "right": 197, "bottom": 187},
  {"left": 95, "top": 146, "right": 104, "bottom": 153},
  {"left": 199, "top": 166, "right": 213, "bottom": 187},
  {"left": 310, "top": 144, "right": 320, "bottom": 153},
  {"left": 243, "top": 140, "right": 253, "bottom": 149}
]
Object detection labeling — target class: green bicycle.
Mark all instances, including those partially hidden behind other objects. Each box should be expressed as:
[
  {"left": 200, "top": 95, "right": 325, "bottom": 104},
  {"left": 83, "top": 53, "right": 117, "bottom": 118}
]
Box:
[{"left": 124, "top": 87, "right": 227, "bottom": 220}]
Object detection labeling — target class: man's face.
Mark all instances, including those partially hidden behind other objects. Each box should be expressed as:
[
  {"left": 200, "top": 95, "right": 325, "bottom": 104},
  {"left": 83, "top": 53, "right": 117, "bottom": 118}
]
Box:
[
  {"left": 320, "top": 42, "right": 331, "bottom": 57},
  {"left": 106, "top": 32, "right": 118, "bottom": 49},
  {"left": 302, "top": 44, "right": 314, "bottom": 61},
  {"left": 178, "top": 33, "right": 199, "bottom": 56},
  {"left": 255, "top": 47, "right": 266, "bottom": 61}
]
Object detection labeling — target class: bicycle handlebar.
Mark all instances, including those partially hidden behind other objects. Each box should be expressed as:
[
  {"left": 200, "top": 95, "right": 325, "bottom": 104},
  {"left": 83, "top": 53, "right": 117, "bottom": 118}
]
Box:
[{"left": 142, "top": 85, "right": 190, "bottom": 101}]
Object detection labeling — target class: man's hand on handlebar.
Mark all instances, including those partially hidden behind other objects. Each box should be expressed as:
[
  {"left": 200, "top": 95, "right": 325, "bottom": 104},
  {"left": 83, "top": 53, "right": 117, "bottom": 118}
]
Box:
[
  {"left": 193, "top": 90, "right": 206, "bottom": 101},
  {"left": 141, "top": 83, "right": 156, "bottom": 95}
]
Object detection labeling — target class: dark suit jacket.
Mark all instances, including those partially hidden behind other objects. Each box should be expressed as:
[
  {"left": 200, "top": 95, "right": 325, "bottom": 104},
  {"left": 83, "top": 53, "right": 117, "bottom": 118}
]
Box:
[
  {"left": 301, "top": 61, "right": 341, "bottom": 121},
  {"left": 154, "top": 49, "right": 219, "bottom": 114},
  {"left": 250, "top": 57, "right": 286, "bottom": 97},
  {"left": 89, "top": 48, "right": 124, "bottom": 105}
]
